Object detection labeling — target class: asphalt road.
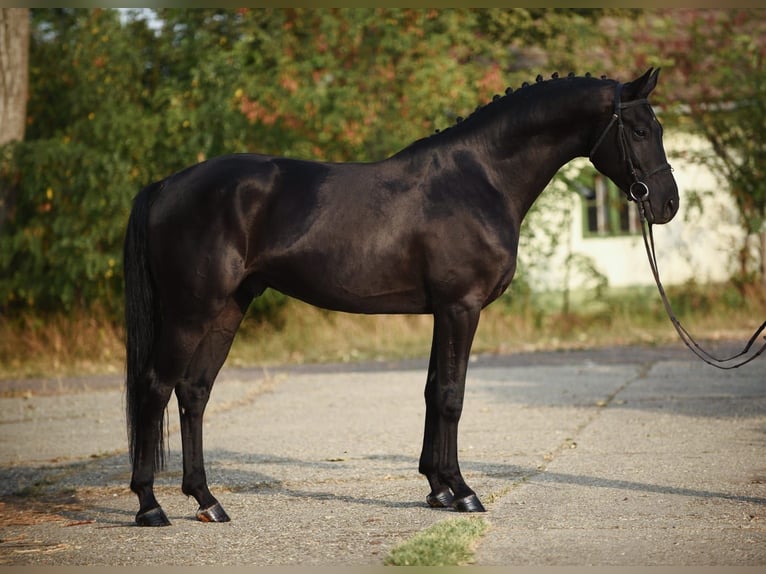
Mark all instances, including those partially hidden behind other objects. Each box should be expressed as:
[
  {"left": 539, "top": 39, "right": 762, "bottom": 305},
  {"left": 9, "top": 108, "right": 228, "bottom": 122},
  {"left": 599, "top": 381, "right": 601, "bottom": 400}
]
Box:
[{"left": 0, "top": 344, "right": 764, "bottom": 566}]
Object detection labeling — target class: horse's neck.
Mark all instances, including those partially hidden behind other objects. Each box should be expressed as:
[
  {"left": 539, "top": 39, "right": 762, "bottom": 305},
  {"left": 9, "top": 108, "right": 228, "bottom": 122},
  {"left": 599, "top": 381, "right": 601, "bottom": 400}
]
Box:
[
  {"left": 390, "top": 81, "right": 612, "bottom": 221},
  {"left": 496, "top": 129, "right": 588, "bottom": 221},
  {"left": 478, "top": 84, "right": 612, "bottom": 219}
]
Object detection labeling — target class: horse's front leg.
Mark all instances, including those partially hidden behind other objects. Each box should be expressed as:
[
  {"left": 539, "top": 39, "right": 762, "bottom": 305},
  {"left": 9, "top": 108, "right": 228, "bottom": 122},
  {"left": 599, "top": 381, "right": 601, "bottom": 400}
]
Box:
[{"left": 419, "top": 303, "right": 485, "bottom": 512}]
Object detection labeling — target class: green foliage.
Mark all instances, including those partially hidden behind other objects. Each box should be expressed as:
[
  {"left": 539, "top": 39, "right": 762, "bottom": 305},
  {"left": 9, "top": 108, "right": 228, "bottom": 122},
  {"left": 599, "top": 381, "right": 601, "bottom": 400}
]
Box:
[
  {"left": 2, "top": 9, "right": 151, "bottom": 314},
  {"left": 223, "top": 8, "right": 515, "bottom": 161},
  {"left": 0, "top": 138, "right": 132, "bottom": 312}
]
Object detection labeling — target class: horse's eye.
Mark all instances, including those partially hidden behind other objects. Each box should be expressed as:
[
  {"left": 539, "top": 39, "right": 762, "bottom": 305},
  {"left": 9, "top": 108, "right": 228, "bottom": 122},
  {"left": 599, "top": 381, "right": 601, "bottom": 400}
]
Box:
[{"left": 633, "top": 128, "right": 648, "bottom": 139}]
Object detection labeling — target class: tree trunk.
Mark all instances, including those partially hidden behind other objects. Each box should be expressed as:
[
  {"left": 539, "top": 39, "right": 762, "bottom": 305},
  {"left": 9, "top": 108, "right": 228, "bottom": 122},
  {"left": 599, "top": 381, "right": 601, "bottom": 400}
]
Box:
[{"left": 0, "top": 8, "right": 29, "bottom": 146}]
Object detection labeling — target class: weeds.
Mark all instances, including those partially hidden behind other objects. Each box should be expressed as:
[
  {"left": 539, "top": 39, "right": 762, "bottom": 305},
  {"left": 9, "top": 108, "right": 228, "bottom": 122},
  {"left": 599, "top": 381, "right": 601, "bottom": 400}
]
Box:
[
  {"left": 0, "top": 307, "right": 124, "bottom": 379},
  {"left": 384, "top": 517, "right": 489, "bottom": 566}
]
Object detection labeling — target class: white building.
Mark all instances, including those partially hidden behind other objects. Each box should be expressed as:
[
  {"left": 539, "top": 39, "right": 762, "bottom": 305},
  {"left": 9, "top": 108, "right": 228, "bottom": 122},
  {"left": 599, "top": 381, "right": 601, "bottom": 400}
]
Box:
[{"left": 524, "top": 133, "right": 744, "bottom": 291}]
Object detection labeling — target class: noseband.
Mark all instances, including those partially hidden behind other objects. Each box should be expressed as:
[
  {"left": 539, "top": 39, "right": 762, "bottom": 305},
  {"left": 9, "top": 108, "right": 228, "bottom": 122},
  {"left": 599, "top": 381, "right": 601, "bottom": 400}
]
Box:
[{"left": 589, "top": 83, "right": 673, "bottom": 215}]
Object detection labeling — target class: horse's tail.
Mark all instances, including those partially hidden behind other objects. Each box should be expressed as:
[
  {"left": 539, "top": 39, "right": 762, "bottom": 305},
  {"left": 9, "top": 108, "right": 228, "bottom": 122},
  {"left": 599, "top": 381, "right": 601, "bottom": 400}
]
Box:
[{"left": 124, "top": 181, "right": 165, "bottom": 469}]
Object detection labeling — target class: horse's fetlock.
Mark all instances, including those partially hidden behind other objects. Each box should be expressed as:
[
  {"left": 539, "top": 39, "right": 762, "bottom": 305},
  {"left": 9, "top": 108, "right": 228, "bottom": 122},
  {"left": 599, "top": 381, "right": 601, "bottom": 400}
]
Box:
[
  {"left": 181, "top": 481, "right": 200, "bottom": 497},
  {"left": 130, "top": 478, "right": 148, "bottom": 496}
]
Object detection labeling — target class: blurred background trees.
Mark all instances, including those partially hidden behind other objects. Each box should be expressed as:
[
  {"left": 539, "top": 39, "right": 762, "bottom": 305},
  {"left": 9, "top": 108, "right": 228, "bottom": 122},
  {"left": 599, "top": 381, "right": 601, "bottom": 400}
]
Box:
[{"left": 1, "top": 8, "right": 763, "bottom": 319}]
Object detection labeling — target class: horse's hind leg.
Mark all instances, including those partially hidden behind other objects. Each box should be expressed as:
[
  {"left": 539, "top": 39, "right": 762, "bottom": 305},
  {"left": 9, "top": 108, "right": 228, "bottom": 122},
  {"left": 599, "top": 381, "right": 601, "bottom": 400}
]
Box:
[
  {"left": 176, "top": 296, "right": 247, "bottom": 523},
  {"left": 130, "top": 321, "right": 208, "bottom": 526},
  {"left": 130, "top": 369, "right": 175, "bottom": 526}
]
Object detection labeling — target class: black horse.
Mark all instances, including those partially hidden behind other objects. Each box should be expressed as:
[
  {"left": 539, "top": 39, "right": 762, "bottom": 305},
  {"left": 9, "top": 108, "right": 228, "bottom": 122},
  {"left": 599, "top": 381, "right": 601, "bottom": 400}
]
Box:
[{"left": 124, "top": 68, "right": 678, "bottom": 526}]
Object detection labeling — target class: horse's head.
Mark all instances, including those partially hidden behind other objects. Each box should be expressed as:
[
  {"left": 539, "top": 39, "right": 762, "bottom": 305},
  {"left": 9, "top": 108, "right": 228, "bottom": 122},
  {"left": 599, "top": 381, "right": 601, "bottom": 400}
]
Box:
[{"left": 589, "top": 68, "right": 679, "bottom": 225}]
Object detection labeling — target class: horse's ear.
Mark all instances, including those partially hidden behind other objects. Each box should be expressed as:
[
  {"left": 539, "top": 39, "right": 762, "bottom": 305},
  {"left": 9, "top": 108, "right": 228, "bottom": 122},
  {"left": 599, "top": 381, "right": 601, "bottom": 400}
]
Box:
[{"left": 623, "top": 68, "right": 660, "bottom": 101}]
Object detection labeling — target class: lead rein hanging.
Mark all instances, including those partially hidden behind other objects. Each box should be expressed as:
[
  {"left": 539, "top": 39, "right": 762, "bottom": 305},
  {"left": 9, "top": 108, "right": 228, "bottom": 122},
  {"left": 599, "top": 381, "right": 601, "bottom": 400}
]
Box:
[{"left": 636, "top": 201, "right": 766, "bottom": 370}]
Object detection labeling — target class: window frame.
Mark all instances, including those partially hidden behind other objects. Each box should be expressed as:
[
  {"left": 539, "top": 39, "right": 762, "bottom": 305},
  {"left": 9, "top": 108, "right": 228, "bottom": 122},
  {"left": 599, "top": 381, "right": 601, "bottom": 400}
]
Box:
[{"left": 582, "top": 173, "right": 641, "bottom": 238}]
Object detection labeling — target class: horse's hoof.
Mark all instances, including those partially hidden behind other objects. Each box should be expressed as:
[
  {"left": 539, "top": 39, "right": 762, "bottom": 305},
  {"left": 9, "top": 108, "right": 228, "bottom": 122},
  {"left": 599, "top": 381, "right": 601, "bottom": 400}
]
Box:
[
  {"left": 453, "top": 494, "right": 486, "bottom": 513},
  {"left": 426, "top": 488, "right": 454, "bottom": 508},
  {"left": 136, "top": 507, "right": 171, "bottom": 526},
  {"left": 196, "top": 502, "right": 230, "bottom": 523}
]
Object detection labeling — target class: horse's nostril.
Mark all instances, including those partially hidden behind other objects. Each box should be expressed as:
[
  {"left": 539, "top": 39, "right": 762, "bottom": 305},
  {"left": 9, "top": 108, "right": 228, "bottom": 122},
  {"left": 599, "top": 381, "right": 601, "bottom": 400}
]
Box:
[{"left": 666, "top": 198, "right": 676, "bottom": 216}]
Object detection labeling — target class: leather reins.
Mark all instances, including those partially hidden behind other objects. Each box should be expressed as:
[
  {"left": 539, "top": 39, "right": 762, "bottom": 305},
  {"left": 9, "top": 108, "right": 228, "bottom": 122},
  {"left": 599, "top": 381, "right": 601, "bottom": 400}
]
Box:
[{"left": 591, "top": 83, "right": 766, "bottom": 369}]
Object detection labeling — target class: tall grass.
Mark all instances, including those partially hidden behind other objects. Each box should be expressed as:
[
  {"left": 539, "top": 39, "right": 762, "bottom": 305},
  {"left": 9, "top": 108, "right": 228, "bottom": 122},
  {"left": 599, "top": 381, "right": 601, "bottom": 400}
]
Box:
[
  {"left": 0, "top": 308, "right": 125, "bottom": 379},
  {"left": 1, "top": 280, "right": 763, "bottom": 380}
]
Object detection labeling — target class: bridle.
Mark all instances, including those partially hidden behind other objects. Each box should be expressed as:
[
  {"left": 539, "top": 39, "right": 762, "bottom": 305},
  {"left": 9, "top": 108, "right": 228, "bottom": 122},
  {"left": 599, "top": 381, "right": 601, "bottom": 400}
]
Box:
[
  {"left": 589, "top": 82, "right": 766, "bottom": 370},
  {"left": 589, "top": 82, "right": 673, "bottom": 218}
]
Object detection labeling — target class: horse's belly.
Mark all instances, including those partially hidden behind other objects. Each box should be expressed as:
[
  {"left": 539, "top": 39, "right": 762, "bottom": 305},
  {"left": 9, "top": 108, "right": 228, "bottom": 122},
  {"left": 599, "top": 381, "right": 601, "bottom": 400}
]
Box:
[
  {"left": 275, "top": 280, "right": 430, "bottom": 314},
  {"left": 260, "top": 251, "right": 430, "bottom": 315}
]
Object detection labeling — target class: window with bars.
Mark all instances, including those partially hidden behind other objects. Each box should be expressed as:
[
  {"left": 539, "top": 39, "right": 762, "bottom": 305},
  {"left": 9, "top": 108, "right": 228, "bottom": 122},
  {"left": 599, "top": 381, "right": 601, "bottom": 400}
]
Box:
[{"left": 582, "top": 174, "right": 641, "bottom": 237}]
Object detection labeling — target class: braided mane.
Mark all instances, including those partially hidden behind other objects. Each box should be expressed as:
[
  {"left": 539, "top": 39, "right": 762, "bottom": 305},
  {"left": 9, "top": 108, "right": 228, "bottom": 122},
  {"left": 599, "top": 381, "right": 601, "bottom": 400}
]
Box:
[{"left": 432, "top": 71, "right": 612, "bottom": 136}]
